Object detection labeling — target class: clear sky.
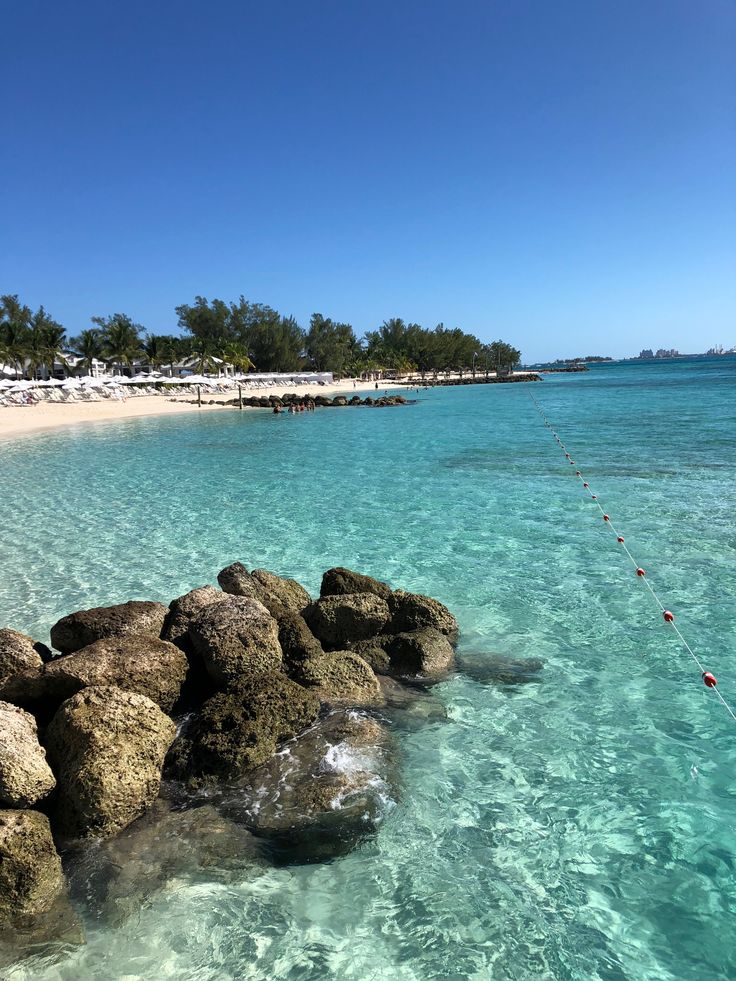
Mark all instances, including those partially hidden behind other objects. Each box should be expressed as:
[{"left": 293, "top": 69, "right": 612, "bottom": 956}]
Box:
[{"left": 3, "top": 0, "right": 734, "bottom": 361}]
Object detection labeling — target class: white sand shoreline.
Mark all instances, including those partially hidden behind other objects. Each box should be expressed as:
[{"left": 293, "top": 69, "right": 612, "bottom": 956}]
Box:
[{"left": 0, "top": 380, "right": 380, "bottom": 440}]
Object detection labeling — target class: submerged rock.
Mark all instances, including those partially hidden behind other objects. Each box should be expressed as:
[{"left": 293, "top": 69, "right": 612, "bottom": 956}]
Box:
[
  {"left": 304, "top": 593, "right": 391, "bottom": 647},
  {"left": 188, "top": 596, "right": 282, "bottom": 685},
  {"left": 42, "top": 635, "right": 189, "bottom": 713},
  {"left": 222, "top": 710, "right": 397, "bottom": 862},
  {"left": 0, "top": 629, "right": 50, "bottom": 687},
  {"left": 320, "top": 567, "right": 392, "bottom": 601},
  {"left": 64, "top": 800, "right": 263, "bottom": 926},
  {"left": 0, "top": 702, "right": 56, "bottom": 807},
  {"left": 50, "top": 600, "right": 168, "bottom": 655},
  {"left": 46, "top": 686, "right": 176, "bottom": 840},
  {"left": 388, "top": 590, "right": 458, "bottom": 638},
  {"left": 457, "top": 652, "right": 544, "bottom": 686},
  {"left": 295, "top": 651, "right": 382, "bottom": 706},
  {"left": 376, "top": 676, "right": 448, "bottom": 729},
  {"left": 166, "top": 673, "right": 320, "bottom": 783}
]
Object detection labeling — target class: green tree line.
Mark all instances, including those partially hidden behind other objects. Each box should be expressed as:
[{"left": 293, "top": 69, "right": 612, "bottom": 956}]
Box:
[{"left": 1, "top": 293, "right": 521, "bottom": 379}]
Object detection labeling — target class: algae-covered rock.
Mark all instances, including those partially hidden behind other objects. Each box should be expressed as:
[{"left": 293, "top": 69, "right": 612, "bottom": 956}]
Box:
[
  {"left": 251, "top": 569, "right": 311, "bottom": 614},
  {"left": 384, "top": 628, "right": 455, "bottom": 680},
  {"left": 0, "top": 628, "right": 48, "bottom": 687},
  {"left": 295, "top": 652, "right": 382, "bottom": 706},
  {"left": 42, "top": 635, "right": 188, "bottom": 712},
  {"left": 0, "top": 810, "right": 65, "bottom": 919},
  {"left": 387, "top": 590, "right": 458, "bottom": 637},
  {"left": 303, "top": 593, "right": 390, "bottom": 647},
  {"left": 320, "top": 567, "right": 392, "bottom": 601},
  {"left": 46, "top": 686, "right": 176, "bottom": 839},
  {"left": 166, "top": 673, "right": 320, "bottom": 782},
  {"left": 0, "top": 702, "right": 56, "bottom": 807},
  {"left": 276, "top": 609, "right": 324, "bottom": 675},
  {"left": 50, "top": 600, "right": 168, "bottom": 655},
  {"left": 188, "top": 596, "right": 282, "bottom": 685}
]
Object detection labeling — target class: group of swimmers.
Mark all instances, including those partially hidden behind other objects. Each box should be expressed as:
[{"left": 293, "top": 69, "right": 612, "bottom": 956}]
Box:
[{"left": 273, "top": 401, "right": 315, "bottom": 415}]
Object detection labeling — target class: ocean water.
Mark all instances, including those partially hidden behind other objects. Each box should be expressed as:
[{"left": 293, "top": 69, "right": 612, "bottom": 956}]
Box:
[{"left": 1, "top": 357, "right": 735, "bottom": 980}]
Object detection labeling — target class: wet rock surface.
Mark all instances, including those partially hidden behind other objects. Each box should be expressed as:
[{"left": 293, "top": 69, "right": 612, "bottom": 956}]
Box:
[
  {"left": 295, "top": 651, "right": 382, "bottom": 706},
  {"left": 46, "top": 686, "right": 176, "bottom": 839},
  {"left": 0, "top": 702, "right": 56, "bottom": 807},
  {"left": 50, "top": 600, "right": 168, "bottom": 655},
  {"left": 220, "top": 710, "right": 398, "bottom": 862},
  {"left": 0, "top": 810, "right": 66, "bottom": 919},
  {"left": 166, "top": 673, "right": 320, "bottom": 783}
]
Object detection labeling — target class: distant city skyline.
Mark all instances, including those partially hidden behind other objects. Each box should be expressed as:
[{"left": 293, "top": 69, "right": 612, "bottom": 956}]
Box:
[{"left": 2, "top": 1, "right": 734, "bottom": 363}]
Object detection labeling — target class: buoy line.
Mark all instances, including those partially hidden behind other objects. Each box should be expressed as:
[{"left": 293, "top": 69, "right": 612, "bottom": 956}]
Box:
[{"left": 528, "top": 391, "right": 736, "bottom": 723}]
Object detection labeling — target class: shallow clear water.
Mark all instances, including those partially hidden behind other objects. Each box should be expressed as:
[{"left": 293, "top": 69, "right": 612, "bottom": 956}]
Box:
[{"left": 1, "top": 358, "right": 735, "bottom": 980}]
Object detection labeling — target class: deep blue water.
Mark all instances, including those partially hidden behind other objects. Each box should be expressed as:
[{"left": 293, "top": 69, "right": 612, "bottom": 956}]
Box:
[{"left": 1, "top": 357, "right": 735, "bottom": 980}]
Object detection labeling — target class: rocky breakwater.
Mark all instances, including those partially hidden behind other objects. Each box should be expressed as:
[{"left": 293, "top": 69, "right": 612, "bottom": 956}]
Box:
[
  {"left": 223, "top": 391, "right": 409, "bottom": 409},
  {"left": 0, "top": 564, "right": 457, "bottom": 962}
]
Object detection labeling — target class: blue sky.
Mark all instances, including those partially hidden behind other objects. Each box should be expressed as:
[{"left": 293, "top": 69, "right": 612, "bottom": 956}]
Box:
[{"left": 3, "top": 0, "right": 734, "bottom": 360}]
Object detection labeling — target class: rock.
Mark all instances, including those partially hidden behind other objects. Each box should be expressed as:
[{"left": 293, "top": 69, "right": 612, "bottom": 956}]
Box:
[
  {"left": 0, "top": 810, "right": 65, "bottom": 918},
  {"left": 40, "top": 634, "right": 189, "bottom": 713},
  {"left": 320, "top": 567, "right": 392, "bottom": 600},
  {"left": 276, "top": 609, "right": 324, "bottom": 675},
  {"left": 189, "top": 595, "right": 282, "bottom": 685},
  {"left": 388, "top": 590, "right": 458, "bottom": 638},
  {"left": 376, "top": 676, "right": 448, "bottom": 729},
  {"left": 250, "top": 569, "right": 311, "bottom": 614},
  {"left": 0, "top": 703, "right": 56, "bottom": 807},
  {"left": 303, "top": 593, "right": 390, "bottom": 647},
  {"left": 64, "top": 800, "right": 263, "bottom": 926},
  {"left": 50, "top": 600, "right": 168, "bottom": 655},
  {"left": 217, "top": 563, "right": 311, "bottom": 616},
  {"left": 457, "top": 652, "right": 544, "bottom": 686},
  {"left": 0, "top": 629, "right": 47, "bottom": 687},
  {"left": 383, "top": 628, "right": 455, "bottom": 681},
  {"left": 162, "top": 585, "right": 229, "bottom": 648},
  {"left": 166, "top": 672, "right": 320, "bottom": 782},
  {"left": 295, "top": 652, "right": 381, "bottom": 706},
  {"left": 226, "top": 711, "right": 397, "bottom": 862},
  {"left": 348, "top": 636, "right": 391, "bottom": 674},
  {"left": 46, "top": 686, "right": 176, "bottom": 839},
  {"left": 332, "top": 396, "right": 347, "bottom": 406}
]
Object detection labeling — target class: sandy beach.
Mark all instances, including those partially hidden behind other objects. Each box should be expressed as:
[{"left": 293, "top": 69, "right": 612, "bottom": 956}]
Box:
[{"left": 0, "top": 380, "right": 372, "bottom": 439}]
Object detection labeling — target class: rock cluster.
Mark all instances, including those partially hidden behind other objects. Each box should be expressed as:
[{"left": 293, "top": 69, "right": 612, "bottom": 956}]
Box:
[
  {"left": 0, "top": 563, "right": 458, "bottom": 957},
  {"left": 223, "top": 392, "right": 408, "bottom": 409}
]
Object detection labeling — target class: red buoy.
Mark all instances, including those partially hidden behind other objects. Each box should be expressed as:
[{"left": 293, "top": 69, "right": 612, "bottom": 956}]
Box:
[
  {"left": 663, "top": 610, "right": 674, "bottom": 622},
  {"left": 583, "top": 482, "right": 589, "bottom": 489},
  {"left": 636, "top": 567, "right": 645, "bottom": 577},
  {"left": 591, "top": 495, "right": 597, "bottom": 500},
  {"left": 565, "top": 453, "right": 570, "bottom": 459},
  {"left": 603, "top": 514, "right": 610, "bottom": 521},
  {"left": 703, "top": 672, "right": 717, "bottom": 688},
  {"left": 570, "top": 460, "right": 575, "bottom": 465},
  {"left": 617, "top": 536, "right": 624, "bottom": 543},
  {"left": 575, "top": 471, "right": 581, "bottom": 477}
]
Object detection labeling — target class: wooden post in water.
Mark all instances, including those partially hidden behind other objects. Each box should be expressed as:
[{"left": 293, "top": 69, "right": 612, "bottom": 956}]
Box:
[
  {"left": 197, "top": 385, "right": 201, "bottom": 408},
  {"left": 239, "top": 385, "right": 243, "bottom": 410}
]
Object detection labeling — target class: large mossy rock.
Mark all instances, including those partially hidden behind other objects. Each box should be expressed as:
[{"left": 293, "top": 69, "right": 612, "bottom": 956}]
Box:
[
  {"left": 45, "top": 686, "right": 176, "bottom": 840},
  {"left": 275, "top": 609, "right": 324, "bottom": 676},
  {"left": 50, "top": 600, "right": 168, "bottom": 655},
  {"left": 295, "top": 652, "right": 382, "bottom": 706},
  {"left": 217, "top": 563, "right": 311, "bottom": 615},
  {"left": 228, "top": 711, "right": 397, "bottom": 862},
  {"left": 188, "top": 596, "right": 282, "bottom": 685},
  {"left": 42, "top": 635, "right": 189, "bottom": 713},
  {"left": 0, "top": 702, "right": 56, "bottom": 807},
  {"left": 320, "top": 567, "right": 392, "bottom": 601},
  {"left": 0, "top": 810, "right": 65, "bottom": 919},
  {"left": 384, "top": 629, "right": 455, "bottom": 680},
  {"left": 303, "top": 593, "right": 390, "bottom": 647},
  {"left": 162, "top": 585, "right": 229, "bottom": 648},
  {"left": 0, "top": 629, "right": 49, "bottom": 687},
  {"left": 166, "top": 672, "right": 319, "bottom": 783},
  {"left": 387, "top": 590, "right": 458, "bottom": 637}
]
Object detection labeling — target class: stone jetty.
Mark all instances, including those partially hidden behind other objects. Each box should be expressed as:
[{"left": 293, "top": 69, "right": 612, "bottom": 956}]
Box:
[{"left": 0, "top": 564, "right": 457, "bottom": 961}]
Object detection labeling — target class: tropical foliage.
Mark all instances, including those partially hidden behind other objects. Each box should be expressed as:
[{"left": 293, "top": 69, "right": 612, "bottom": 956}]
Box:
[{"left": 2, "top": 292, "right": 522, "bottom": 379}]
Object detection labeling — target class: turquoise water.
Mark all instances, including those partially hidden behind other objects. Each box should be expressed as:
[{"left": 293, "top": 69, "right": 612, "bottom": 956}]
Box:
[{"left": 2, "top": 358, "right": 736, "bottom": 980}]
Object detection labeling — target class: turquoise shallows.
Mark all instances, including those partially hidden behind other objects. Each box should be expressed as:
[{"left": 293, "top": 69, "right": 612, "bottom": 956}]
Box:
[{"left": 2, "top": 357, "right": 736, "bottom": 980}]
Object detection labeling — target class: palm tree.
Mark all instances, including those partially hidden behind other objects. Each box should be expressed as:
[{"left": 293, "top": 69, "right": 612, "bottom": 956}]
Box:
[
  {"left": 0, "top": 295, "right": 32, "bottom": 377},
  {"left": 222, "top": 341, "right": 254, "bottom": 375},
  {"left": 93, "top": 314, "right": 144, "bottom": 376},
  {"left": 71, "top": 328, "right": 104, "bottom": 375}
]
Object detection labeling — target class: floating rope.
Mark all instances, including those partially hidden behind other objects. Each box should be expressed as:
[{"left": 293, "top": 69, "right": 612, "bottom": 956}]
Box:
[{"left": 528, "top": 391, "right": 736, "bottom": 723}]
